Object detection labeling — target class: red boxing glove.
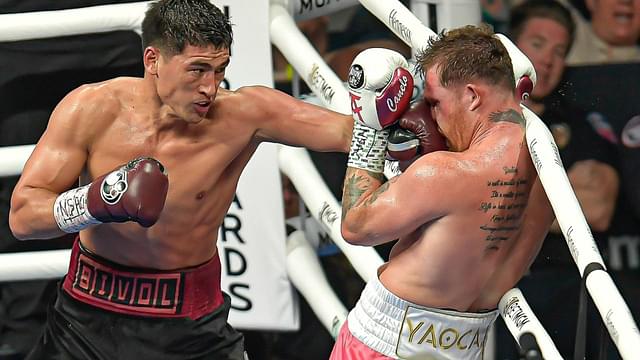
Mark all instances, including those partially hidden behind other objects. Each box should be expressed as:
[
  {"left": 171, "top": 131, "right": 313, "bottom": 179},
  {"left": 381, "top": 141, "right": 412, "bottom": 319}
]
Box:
[
  {"left": 54, "top": 157, "right": 169, "bottom": 232},
  {"left": 347, "top": 48, "right": 414, "bottom": 173},
  {"left": 348, "top": 48, "right": 414, "bottom": 130},
  {"left": 387, "top": 100, "right": 447, "bottom": 164}
]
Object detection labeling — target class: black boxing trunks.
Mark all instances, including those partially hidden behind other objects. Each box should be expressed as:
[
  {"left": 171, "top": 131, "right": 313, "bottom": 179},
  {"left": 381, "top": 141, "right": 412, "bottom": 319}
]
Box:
[{"left": 26, "top": 239, "right": 246, "bottom": 360}]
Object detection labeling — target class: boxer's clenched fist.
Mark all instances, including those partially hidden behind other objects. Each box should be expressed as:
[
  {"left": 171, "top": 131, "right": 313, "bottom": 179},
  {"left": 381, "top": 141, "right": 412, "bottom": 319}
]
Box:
[
  {"left": 54, "top": 157, "right": 169, "bottom": 232},
  {"left": 347, "top": 48, "right": 414, "bottom": 173}
]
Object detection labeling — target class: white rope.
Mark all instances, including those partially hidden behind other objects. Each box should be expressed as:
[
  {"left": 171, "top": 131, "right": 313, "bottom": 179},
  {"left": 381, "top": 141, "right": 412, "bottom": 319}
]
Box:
[
  {"left": 499, "top": 288, "right": 562, "bottom": 360},
  {"left": 585, "top": 268, "right": 640, "bottom": 356},
  {"left": 0, "top": 2, "right": 150, "bottom": 42},
  {"left": 271, "top": 0, "right": 360, "bottom": 21},
  {"left": 522, "top": 106, "right": 606, "bottom": 272},
  {"left": 269, "top": 4, "right": 351, "bottom": 114},
  {"left": 358, "top": 0, "right": 437, "bottom": 51},
  {"left": 0, "top": 144, "right": 35, "bottom": 177},
  {"left": 0, "top": 0, "right": 361, "bottom": 43},
  {"left": 278, "top": 145, "right": 384, "bottom": 282},
  {"left": 0, "top": 249, "right": 70, "bottom": 281},
  {"left": 286, "top": 230, "right": 348, "bottom": 338}
]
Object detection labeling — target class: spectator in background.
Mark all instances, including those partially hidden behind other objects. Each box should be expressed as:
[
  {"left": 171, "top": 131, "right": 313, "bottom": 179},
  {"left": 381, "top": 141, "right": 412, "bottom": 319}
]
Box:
[
  {"left": 565, "top": 0, "right": 640, "bottom": 65},
  {"left": 495, "top": 1, "right": 620, "bottom": 358},
  {"left": 272, "top": 7, "right": 411, "bottom": 87}
]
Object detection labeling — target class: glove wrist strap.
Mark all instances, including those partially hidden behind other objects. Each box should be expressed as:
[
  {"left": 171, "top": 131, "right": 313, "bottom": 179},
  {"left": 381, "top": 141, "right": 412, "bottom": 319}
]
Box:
[
  {"left": 54, "top": 184, "right": 101, "bottom": 233},
  {"left": 348, "top": 121, "right": 389, "bottom": 173}
]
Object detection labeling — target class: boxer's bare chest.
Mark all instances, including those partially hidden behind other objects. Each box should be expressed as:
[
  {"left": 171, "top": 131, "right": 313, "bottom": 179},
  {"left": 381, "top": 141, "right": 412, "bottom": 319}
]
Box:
[{"left": 81, "top": 110, "right": 258, "bottom": 267}]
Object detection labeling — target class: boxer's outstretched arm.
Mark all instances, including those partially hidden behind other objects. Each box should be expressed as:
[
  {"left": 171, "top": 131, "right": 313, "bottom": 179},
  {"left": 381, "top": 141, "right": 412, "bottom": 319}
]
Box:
[
  {"left": 9, "top": 86, "right": 95, "bottom": 240},
  {"left": 238, "top": 86, "right": 353, "bottom": 153}
]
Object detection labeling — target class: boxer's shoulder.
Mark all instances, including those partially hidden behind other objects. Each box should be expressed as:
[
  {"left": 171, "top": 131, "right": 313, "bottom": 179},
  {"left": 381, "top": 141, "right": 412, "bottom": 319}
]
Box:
[
  {"left": 49, "top": 79, "right": 131, "bottom": 140},
  {"left": 219, "top": 85, "right": 299, "bottom": 122},
  {"left": 62, "top": 78, "right": 132, "bottom": 115}
]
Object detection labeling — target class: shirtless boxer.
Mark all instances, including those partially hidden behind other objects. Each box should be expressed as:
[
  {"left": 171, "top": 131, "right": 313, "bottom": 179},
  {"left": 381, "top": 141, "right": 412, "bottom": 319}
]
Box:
[
  {"left": 330, "top": 25, "right": 554, "bottom": 359},
  {"left": 8, "top": 1, "right": 413, "bottom": 359}
]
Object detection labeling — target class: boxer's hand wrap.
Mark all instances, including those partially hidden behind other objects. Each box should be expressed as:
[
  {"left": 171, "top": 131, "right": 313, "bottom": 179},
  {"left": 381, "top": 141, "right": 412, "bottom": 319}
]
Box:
[
  {"left": 54, "top": 157, "right": 169, "bottom": 233},
  {"left": 494, "top": 33, "right": 536, "bottom": 101},
  {"left": 347, "top": 48, "right": 414, "bottom": 172},
  {"left": 348, "top": 122, "right": 390, "bottom": 173}
]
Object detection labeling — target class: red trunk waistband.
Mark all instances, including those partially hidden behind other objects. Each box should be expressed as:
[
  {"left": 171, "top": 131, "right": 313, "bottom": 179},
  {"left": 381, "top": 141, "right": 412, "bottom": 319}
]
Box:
[{"left": 62, "top": 239, "right": 223, "bottom": 320}]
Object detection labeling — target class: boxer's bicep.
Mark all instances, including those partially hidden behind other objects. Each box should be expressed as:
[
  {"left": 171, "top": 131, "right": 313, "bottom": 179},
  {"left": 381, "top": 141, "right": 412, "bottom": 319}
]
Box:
[
  {"left": 10, "top": 87, "right": 95, "bottom": 238},
  {"left": 341, "top": 164, "right": 447, "bottom": 246},
  {"left": 16, "top": 88, "right": 91, "bottom": 195}
]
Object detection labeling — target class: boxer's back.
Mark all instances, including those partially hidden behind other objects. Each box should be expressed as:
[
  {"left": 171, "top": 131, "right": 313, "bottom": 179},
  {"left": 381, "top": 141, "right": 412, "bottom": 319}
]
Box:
[{"left": 380, "top": 124, "right": 553, "bottom": 312}]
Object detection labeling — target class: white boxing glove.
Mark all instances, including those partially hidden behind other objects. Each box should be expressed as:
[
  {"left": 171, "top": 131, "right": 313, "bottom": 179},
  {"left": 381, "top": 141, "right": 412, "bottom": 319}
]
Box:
[
  {"left": 347, "top": 48, "right": 414, "bottom": 173},
  {"left": 495, "top": 33, "right": 537, "bottom": 102}
]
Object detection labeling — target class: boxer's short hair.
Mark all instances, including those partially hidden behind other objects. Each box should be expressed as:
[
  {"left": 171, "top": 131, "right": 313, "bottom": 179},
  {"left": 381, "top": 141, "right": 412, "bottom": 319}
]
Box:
[
  {"left": 416, "top": 24, "right": 515, "bottom": 92},
  {"left": 141, "top": 0, "right": 233, "bottom": 56}
]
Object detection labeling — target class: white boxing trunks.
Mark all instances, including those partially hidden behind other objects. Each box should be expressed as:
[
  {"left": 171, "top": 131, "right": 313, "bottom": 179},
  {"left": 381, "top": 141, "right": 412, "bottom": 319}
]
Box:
[{"left": 345, "top": 276, "right": 499, "bottom": 360}]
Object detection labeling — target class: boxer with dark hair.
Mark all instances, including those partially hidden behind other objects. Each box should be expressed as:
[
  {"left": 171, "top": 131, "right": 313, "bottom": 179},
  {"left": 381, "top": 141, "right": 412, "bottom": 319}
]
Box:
[
  {"left": 8, "top": 0, "right": 414, "bottom": 359},
  {"left": 330, "top": 25, "right": 554, "bottom": 359}
]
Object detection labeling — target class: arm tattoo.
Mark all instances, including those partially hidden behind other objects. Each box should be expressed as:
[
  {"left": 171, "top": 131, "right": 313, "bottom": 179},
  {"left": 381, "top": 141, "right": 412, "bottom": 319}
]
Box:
[
  {"left": 342, "top": 170, "right": 385, "bottom": 218},
  {"left": 365, "top": 176, "right": 398, "bottom": 206},
  {"left": 489, "top": 109, "right": 525, "bottom": 126},
  {"left": 343, "top": 173, "right": 368, "bottom": 213}
]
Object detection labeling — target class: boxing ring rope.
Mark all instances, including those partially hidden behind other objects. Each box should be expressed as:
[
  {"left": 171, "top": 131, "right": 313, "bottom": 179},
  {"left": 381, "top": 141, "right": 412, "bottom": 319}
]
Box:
[
  {"left": 0, "top": 0, "right": 637, "bottom": 357},
  {"left": 499, "top": 288, "right": 562, "bottom": 360},
  {"left": 0, "top": 0, "right": 362, "bottom": 43},
  {"left": 358, "top": 0, "right": 640, "bottom": 358},
  {"left": 0, "top": 145, "right": 35, "bottom": 178},
  {"left": 285, "top": 230, "right": 348, "bottom": 338},
  {"left": 270, "top": 4, "right": 351, "bottom": 114}
]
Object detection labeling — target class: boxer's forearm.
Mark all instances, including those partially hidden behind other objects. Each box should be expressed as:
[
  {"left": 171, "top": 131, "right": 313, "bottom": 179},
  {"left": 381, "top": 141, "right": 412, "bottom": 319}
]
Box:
[
  {"left": 341, "top": 168, "right": 387, "bottom": 245},
  {"left": 9, "top": 186, "right": 67, "bottom": 240}
]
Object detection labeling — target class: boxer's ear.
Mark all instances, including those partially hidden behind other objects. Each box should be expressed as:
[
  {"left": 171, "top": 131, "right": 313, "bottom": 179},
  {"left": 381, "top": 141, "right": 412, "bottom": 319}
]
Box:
[
  {"left": 143, "top": 47, "right": 160, "bottom": 75},
  {"left": 464, "top": 84, "right": 481, "bottom": 112}
]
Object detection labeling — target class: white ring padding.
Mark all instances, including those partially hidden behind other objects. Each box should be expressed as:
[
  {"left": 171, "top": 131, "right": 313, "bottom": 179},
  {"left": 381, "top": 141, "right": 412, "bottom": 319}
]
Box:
[
  {"left": 0, "top": 2, "right": 150, "bottom": 42},
  {"left": 286, "top": 230, "right": 348, "bottom": 338},
  {"left": 0, "top": 144, "right": 35, "bottom": 177},
  {"left": 269, "top": 5, "right": 351, "bottom": 115},
  {"left": 278, "top": 144, "right": 384, "bottom": 282},
  {"left": 499, "top": 288, "right": 562, "bottom": 360},
  {"left": 522, "top": 105, "right": 606, "bottom": 274},
  {"left": 272, "top": 0, "right": 360, "bottom": 21},
  {"left": 357, "top": 0, "right": 437, "bottom": 51},
  {"left": 585, "top": 270, "right": 640, "bottom": 360},
  {"left": 0, "top": 249, "right": 70, "bottom": 281}
]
